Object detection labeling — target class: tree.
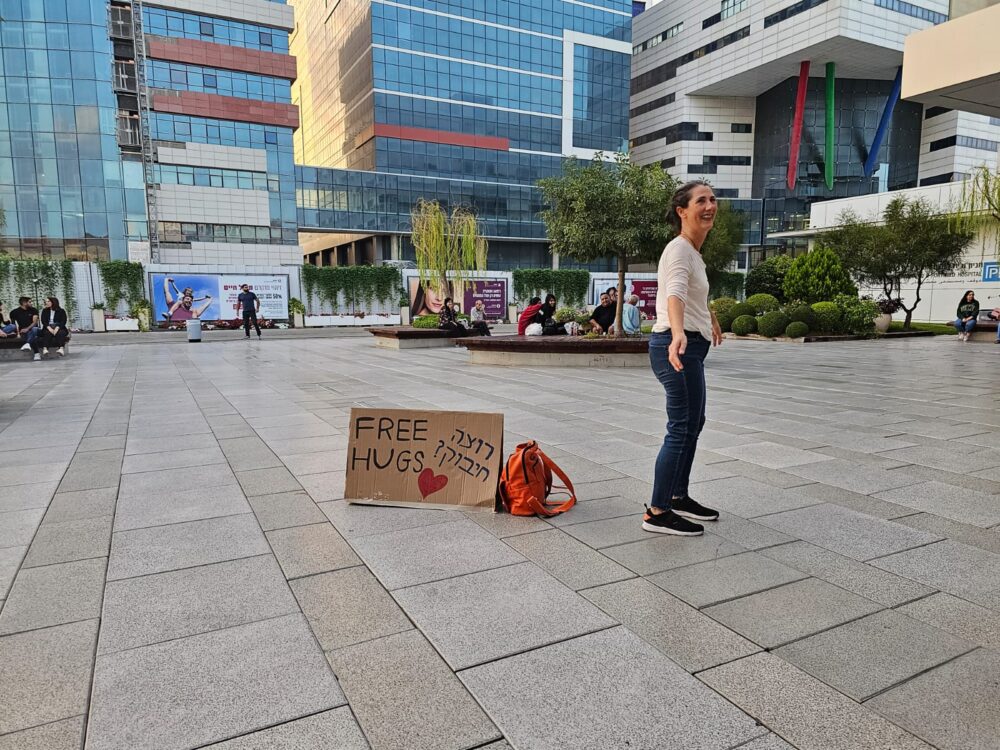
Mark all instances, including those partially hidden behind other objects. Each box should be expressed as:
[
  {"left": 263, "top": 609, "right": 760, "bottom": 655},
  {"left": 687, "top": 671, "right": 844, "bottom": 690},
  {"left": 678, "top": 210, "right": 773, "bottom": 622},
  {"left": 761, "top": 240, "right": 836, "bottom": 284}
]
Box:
[
  {"left": 823, "top": 197, "right": 972, "bottom": 328},
  {"left": 410, "top": 199, "right": 487, "bottom": 301},
  {"left": 782, "top": 246, "right": 857, "bottom": 304},
  {"left": 953, "top": 165, "right": 1000, "bottom": 255},
  {"left": 745, "top": 254, "right": 793, "bottom": 301},
  {"left": 538, "top": 153, "right": 676, "bottom": 334}
]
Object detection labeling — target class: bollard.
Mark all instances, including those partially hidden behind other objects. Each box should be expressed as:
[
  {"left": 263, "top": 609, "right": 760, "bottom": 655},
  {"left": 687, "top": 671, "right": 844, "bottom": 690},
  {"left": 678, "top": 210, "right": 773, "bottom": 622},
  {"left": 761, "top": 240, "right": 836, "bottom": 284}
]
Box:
[{"left": 187, "top": 318, "right": 202, "bottom": 343}]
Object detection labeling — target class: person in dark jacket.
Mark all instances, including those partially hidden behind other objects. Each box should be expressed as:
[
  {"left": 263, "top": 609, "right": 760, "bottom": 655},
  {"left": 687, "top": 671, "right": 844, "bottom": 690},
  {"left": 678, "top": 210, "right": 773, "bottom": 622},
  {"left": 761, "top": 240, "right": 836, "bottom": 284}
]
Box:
[
  {"left": 954, "top": 290, "right": 980, "bottom": 341},
  {"left": 438, "top": 297, "right": 468, "bottom": 336},
  {"left": 32, "top": 297, "right": 69, "bottom": 361},
  {"left": 536, "top": 294, "right": 566, "bottom": 335},
  {"left": 517, "top": 296, "right": 543, "bottom": 335}
]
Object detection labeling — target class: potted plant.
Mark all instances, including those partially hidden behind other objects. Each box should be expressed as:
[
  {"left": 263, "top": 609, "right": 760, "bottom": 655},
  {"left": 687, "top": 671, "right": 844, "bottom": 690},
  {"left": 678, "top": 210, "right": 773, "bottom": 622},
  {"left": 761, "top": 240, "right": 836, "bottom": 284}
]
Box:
[
  {"left": 130, "top": 300, "right": 152, "bottom": 332},
  {"left": 554, "top": 306, "right": 577, "bottom": 335},
  {"left": 874, "top": 297, "right": 902, "bottom": 333},
  {"left": 289, "top": 297, "right": 306, "bottom": 328},
  {"left": 398, "top": 290, "right": 411, "bottom": 326},
  {"left": 90, "top": 302, "right": 106, "bottom": 333}
]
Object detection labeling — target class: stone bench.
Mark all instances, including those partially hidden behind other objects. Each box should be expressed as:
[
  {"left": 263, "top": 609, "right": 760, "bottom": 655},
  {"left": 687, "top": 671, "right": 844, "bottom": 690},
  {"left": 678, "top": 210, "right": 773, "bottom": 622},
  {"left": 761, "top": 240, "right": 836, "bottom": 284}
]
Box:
[
  {"left": 368, "top": 326, "right": 461, "bottom": 349},
  {"left": 0, "top": 334, "right": 71, "bottom": 360},
  {"left": 459, "top": 335, "right": 649, "bottom": 367}
]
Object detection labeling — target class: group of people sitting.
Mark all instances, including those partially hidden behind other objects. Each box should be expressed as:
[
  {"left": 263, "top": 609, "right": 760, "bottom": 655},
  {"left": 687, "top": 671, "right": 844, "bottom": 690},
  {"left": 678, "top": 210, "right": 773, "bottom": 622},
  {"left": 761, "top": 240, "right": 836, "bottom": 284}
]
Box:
[
  {"left": 954, "top": 289, "right": 1000, "bottom": 343},
  {"left": 437, "top": 297, "right": 491, "bottom": 337},
  {"left": 517, "top": 287, "right": 643, "bottom": 336},
  {"left": 0, "top": 296, "right": 70, "bottom": 360}
]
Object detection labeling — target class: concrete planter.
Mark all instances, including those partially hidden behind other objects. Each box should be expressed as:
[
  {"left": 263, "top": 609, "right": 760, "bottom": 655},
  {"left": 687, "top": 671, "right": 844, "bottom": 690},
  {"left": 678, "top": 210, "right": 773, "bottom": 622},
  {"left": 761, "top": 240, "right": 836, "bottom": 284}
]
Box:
[
  {"left": 399, "top": 305, "right": 411, "bottom": 326},
  {"left": 875, "top": 313, "right": 892, "bottom": 333},
  {"left": 292, "top": 312, "right": 304, "bottom": 328},
  {"left": 508, "top": 303, "right": 518, "bottom": 324},
  {"left": 106, "top": 317, "right": 139, "bottom": 332},
  {"left": 91, "top": 309, "right": 106, "bottom": 332}
]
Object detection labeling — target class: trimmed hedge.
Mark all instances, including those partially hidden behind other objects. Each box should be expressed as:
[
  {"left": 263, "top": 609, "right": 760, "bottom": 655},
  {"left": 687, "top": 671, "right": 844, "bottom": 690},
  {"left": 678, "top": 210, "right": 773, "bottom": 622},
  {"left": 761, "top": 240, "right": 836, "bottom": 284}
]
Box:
[
  {"left": 786, "top": 304, "right": 817, "bottom": 328},
  {"left": 729, "top": 302, "right": 755, "bottom": 320},
  {"left": 785, "top": 321, "right": 810, "bottom": 338},
  {"left": 711, "top": 297, "right": 739, "bottom": 333},
  {"left": 758, "top": 311, "right": 791, "bottom": 338},
  {"left": 746, "top": 293, "right": 781, "bottom": 314},
  {"left": 731, "top": 315, "right": 757, "bottom": 336},
  {"left": 811, "top": 302, "right": 843, "bottom": 333}
]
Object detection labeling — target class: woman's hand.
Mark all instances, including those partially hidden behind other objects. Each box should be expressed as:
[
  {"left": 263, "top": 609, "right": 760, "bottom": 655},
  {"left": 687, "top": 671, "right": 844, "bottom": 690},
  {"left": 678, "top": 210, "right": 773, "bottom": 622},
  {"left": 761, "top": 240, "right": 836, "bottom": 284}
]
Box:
[
  {"left": 712, "top": 321, "right": 724, "bottom": 347},
  {"left": 668, "top": 331, "right": 687, "bottom": 372}
]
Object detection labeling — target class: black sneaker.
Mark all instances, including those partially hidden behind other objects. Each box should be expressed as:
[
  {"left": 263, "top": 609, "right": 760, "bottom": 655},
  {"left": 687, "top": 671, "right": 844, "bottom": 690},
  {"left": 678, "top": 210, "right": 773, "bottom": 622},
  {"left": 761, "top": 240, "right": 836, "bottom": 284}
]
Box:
[
  {"left": 642, "top": 508, "right": 704, "bottom": 536},
  {"left": 671, "top": 495, "right": 720, "bottom": 521}
]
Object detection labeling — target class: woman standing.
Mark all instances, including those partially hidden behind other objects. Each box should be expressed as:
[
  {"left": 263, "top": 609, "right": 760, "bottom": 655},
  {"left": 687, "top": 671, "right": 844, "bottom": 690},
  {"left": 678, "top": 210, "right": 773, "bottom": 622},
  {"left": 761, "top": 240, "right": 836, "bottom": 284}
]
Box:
[
  {"left": 644, "top": 181, "right": 724, "bottom": 536},
  {"left": 32, "top": 297, "right": 69, "bottom": 361},
  {"left": 954, "top": 290, "right": 979, "bottom": 341}
]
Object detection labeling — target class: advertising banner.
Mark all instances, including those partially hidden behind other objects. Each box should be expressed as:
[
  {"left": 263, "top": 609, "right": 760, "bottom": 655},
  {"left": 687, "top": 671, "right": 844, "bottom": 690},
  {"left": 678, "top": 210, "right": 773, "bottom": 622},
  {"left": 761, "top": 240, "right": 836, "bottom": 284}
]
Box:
[
  {"left": 345, "top": 408, "right": 504, "bottom": 511},
  {"left": 150, "top": 273, "right": 289, "bottom": 325},
  {"left": 463, "top": 279, "right": 507, "bottom": 319},
  {"left": 408, "top": 278, "right": 451, "bottom": 318}
]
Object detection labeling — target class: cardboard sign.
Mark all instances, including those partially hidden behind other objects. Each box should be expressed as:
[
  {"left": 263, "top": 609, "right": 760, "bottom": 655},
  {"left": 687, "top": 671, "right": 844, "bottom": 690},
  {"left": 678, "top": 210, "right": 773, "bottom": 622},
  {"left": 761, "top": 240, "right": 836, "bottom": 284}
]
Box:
[{"left": 345, "top": 408, "right": 504, "bottom": 511}]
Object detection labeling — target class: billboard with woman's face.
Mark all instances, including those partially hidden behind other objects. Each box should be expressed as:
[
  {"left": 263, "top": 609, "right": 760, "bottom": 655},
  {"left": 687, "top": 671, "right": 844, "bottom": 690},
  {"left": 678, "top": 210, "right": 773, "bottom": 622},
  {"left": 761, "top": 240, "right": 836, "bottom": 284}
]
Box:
[{"left": 409, "top": 278, "right": 452, "bottom": 318}]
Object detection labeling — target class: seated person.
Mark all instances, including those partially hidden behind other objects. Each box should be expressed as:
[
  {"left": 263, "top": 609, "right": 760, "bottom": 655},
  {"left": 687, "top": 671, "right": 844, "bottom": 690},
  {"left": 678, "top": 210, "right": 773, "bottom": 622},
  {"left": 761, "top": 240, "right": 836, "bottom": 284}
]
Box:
[
  {"left": 468, "top": 299, "right": 491, "bottom": 336},
  {"left": 6, "top": 296, "right": 39, "bottom": 350},
  {"left": 622, "top": 294, "right": 641, "bottom": 335},
  {"left": 588, "top": 292, "right": 616, "bottom": 334},
  {"left": 989, "top": 306, "right": 1000, "bottom": 344},
  {"left": 536, "top": 294, "right": 566, "bottom": 335},
  {"left": 517, "top": 296, "right": 543, "bottom": 335},
  {"left": 438, "top": 297, "right": 468, "bottom": 336},
  {"left": 31, "top": 297, "right": 69, "bottom": 360},
  {"left": 954, "top": 290, "right": 979, "bottom": 341}
]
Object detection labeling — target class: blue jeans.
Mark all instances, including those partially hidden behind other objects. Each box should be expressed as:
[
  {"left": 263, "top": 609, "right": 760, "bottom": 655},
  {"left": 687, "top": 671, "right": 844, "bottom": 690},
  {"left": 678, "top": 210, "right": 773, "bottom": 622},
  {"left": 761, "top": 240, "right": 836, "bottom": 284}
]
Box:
[
  {"left": 649, "top": 331, "right": 710, "bottom": 511},
  {"left": 1, "top": 323, "right": 15, "bottom": 335},
  {"left": 954, "top": 318, "right": 976, "bottom": 333}
]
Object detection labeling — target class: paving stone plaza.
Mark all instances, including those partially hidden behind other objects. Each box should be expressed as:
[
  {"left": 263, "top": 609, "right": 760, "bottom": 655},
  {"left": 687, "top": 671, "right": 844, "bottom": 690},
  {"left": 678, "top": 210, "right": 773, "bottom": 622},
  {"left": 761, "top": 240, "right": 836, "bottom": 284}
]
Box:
[{"left": 1, "top": 332, "right": 999, "bottom": 750}]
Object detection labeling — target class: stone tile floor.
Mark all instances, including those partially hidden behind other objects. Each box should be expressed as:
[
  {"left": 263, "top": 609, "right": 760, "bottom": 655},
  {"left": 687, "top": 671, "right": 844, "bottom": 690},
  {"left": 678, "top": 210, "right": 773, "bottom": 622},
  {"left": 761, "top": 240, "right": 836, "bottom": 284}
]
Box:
[{"left": 1, "top": 332, "right": 999, "bottom": 750}]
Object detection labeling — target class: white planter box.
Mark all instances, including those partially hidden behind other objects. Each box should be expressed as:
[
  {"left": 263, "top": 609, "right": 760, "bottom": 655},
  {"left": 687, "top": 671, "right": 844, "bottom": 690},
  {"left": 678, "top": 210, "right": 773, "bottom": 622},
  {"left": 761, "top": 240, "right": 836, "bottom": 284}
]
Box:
[
  {"left": 105, "top": 317, "right": 140, "bottom": 332},
  {"left": 305, "top": 314, "right": 402, "bottom": 327}
]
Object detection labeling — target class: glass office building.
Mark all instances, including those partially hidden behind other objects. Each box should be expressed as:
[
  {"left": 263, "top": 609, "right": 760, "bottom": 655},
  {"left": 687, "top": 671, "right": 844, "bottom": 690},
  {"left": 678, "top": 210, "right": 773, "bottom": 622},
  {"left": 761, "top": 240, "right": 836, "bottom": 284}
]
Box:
[
  {"left": 0, "top": 0, "right": 147, "bottom": 260},
  {"left": 292, "top": 0, "right": 633, "bottom": 268}
]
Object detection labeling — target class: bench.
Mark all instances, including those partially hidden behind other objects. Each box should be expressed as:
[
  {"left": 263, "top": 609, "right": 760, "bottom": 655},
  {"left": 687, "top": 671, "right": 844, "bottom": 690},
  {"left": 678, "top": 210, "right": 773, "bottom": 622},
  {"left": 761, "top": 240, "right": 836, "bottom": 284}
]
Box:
[
  {"left": 951, "top": 315, "right": 999, "bottom": 342},
  {"left": 368, "top": 326, "right": 461, "bottom": 349},
  {"left": 0, "top": 334, "right": 71, "bottom": 360},
  {"left": 459, "top": 335, "right": 649, "bottom": 367}
]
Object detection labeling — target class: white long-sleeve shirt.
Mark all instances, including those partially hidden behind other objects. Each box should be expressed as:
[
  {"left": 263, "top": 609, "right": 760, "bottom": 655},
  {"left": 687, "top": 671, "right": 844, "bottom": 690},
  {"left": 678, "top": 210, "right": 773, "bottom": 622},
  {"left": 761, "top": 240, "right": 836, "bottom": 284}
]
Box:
[{"left": 652, "top": 235, "right": 713, "bottom": 340}]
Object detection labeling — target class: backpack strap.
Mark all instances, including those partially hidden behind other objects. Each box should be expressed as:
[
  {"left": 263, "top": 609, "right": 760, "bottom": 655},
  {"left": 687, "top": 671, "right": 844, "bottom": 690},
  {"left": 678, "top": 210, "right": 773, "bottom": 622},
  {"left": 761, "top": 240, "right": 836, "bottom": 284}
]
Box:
[{"left": 532, "top": 451, "right": 576, "bottom": 516}]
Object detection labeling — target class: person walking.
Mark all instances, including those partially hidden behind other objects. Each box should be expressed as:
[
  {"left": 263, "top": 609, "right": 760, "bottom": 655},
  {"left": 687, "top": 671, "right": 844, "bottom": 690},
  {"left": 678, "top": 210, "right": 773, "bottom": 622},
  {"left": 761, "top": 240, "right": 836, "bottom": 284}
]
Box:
[
  {"left": 644, "top": 181, "right": 724, "bottom": 536},
  {"left": 236, "top": 284, "right": 262, "bottom": 339},
  {"left": 31, "top": 297, "right": 69, "bottom": 361},
  {"left": 954, "top": 290, "right": 979, "bottom": 341}
]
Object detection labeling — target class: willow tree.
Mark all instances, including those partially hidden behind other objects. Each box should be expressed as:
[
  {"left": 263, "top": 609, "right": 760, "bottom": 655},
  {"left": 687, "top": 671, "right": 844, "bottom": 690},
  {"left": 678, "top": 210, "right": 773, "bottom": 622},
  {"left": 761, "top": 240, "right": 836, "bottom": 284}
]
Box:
[
  {"left": 410, "top": 199, "right": 487, "bottom": 302},
  {"left": 953, "top": 166, "right": 1000, "bottom": 254},
  {"left": 538, "top": 153, "right": 676, "bottom": 334}
]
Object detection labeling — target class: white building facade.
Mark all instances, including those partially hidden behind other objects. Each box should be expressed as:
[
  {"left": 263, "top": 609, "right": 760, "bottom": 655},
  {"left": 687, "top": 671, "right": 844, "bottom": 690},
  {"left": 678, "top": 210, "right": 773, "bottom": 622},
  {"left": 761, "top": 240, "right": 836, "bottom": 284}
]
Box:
[{"left": 630, "top": 0, "right": 1000, "bottom": 258}]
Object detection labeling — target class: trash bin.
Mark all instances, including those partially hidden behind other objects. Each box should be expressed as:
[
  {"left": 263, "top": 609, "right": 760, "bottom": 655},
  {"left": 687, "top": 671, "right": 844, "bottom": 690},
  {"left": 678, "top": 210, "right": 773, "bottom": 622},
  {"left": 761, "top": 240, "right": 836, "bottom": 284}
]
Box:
[{"left": 187, "top": 318, "right": 202, "bottom": 343}]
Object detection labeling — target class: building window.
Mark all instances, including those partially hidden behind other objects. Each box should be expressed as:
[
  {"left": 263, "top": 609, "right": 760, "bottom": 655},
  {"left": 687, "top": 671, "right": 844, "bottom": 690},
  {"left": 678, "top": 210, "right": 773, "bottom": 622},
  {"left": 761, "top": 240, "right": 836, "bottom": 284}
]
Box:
[
  {"left": 202, "top": 74, "right": 217, "bottom": 89},
  {"left": 633, "top": 22, "right": 683, "bottom": 55},
  {"left": 731, "top": 123, "right": 752, "bottom": 133},
  {"left": 989, "top": 117, "right": 1000, "bottom": 126},
  {"left": 764, "top": 0, "right": 831, "bottom": 29},
  {"left": 930, "top": 135, "right": 1000, "bottom": 152},
  {"left": 630, "top": 94, "right": 675, "bottom": 118},
  {"left": 631, "top": 26, "right": 750, "bottom": 94},
  {"left": 874, "top": 0, "right": 948, "bottom": 24},
  {"left": 714, "top": 188, "right": 740, "bottom": 198},
  {"left": 924, "top": 106, "right": 952, "bottom": 119},
  {"left": 630, "top": 121, "right": 713, "bottom": 148},
  {"left": 660, "top": 157, "right": 677, "bottom": 168},
  {"left": 200, "top": 21, "right": 214, "bottom": 36},
  {"left": 705, "top": 0, "right": 748, "bottom": 28},
  {"left": 259, "top": 32, "right": 273, "bottom": 47}
]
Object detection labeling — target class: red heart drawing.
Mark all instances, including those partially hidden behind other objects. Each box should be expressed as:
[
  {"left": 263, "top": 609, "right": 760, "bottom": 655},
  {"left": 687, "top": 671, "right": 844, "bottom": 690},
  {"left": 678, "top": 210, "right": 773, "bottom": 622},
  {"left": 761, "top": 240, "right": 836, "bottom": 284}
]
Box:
[{"left": 418, "top": 468, "right": 448, "bottom": 499}]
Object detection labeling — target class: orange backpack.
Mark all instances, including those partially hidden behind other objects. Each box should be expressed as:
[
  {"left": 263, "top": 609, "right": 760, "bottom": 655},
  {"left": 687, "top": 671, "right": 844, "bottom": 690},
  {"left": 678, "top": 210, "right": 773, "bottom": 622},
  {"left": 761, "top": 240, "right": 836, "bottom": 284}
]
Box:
[{"left": 498, "top": 441, "right": 576, "bottom": 517}]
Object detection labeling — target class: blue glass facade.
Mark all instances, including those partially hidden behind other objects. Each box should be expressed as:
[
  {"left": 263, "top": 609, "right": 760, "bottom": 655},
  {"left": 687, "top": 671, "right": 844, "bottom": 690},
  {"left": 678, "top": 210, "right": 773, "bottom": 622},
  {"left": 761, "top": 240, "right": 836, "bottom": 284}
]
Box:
[
  {"left": 142, "top": 7, "right": 291, "bottom": 53},
  {"left": 0, "top": 0, "right": 146, "bottom": 259},
  {"left": 296, "top": 0, "right": 633, "bottom": 267}
]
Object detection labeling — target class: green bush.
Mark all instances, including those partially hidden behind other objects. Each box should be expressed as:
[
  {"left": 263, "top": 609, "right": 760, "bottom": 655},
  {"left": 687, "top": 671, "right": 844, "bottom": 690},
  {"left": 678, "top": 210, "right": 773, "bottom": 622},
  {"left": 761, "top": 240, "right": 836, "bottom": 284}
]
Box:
[
  {"left": 729, "top": 302, "right": 755, "bottom": 320},
  {"left": 746, "top": 293, "right": 781, "bottom": 314},
  {"left": 412, "top": 313, "right": 468, "bottom": 328},
  {"left": 711, "top": 297, "right": 739, "bottom": 333},
  {"left": 834, "top": 294, "right": 879, "bottom": 337},
  {"left": 785, "top": 321, "right": 810, "bottom": 338},
  {"left": 757, "top": 311, "right": 791, "bottom": 337},
  {"left": 745, "top": 255, "right": 793, "bottom": 301},
  {"left": 811, "top": 302, "right": 843, "bottom": 333},
  {"left": 783, "top": 247, "right": 857, "bottom": 304},
  {"left": 554, "top": 306, "right": 577, "bottom": 323},
  {"left": 786, "top": 304, "right": 817, "bottom": 328},
  {"left": 731, "top": 315, "right": 757, "bottom": 336}
]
